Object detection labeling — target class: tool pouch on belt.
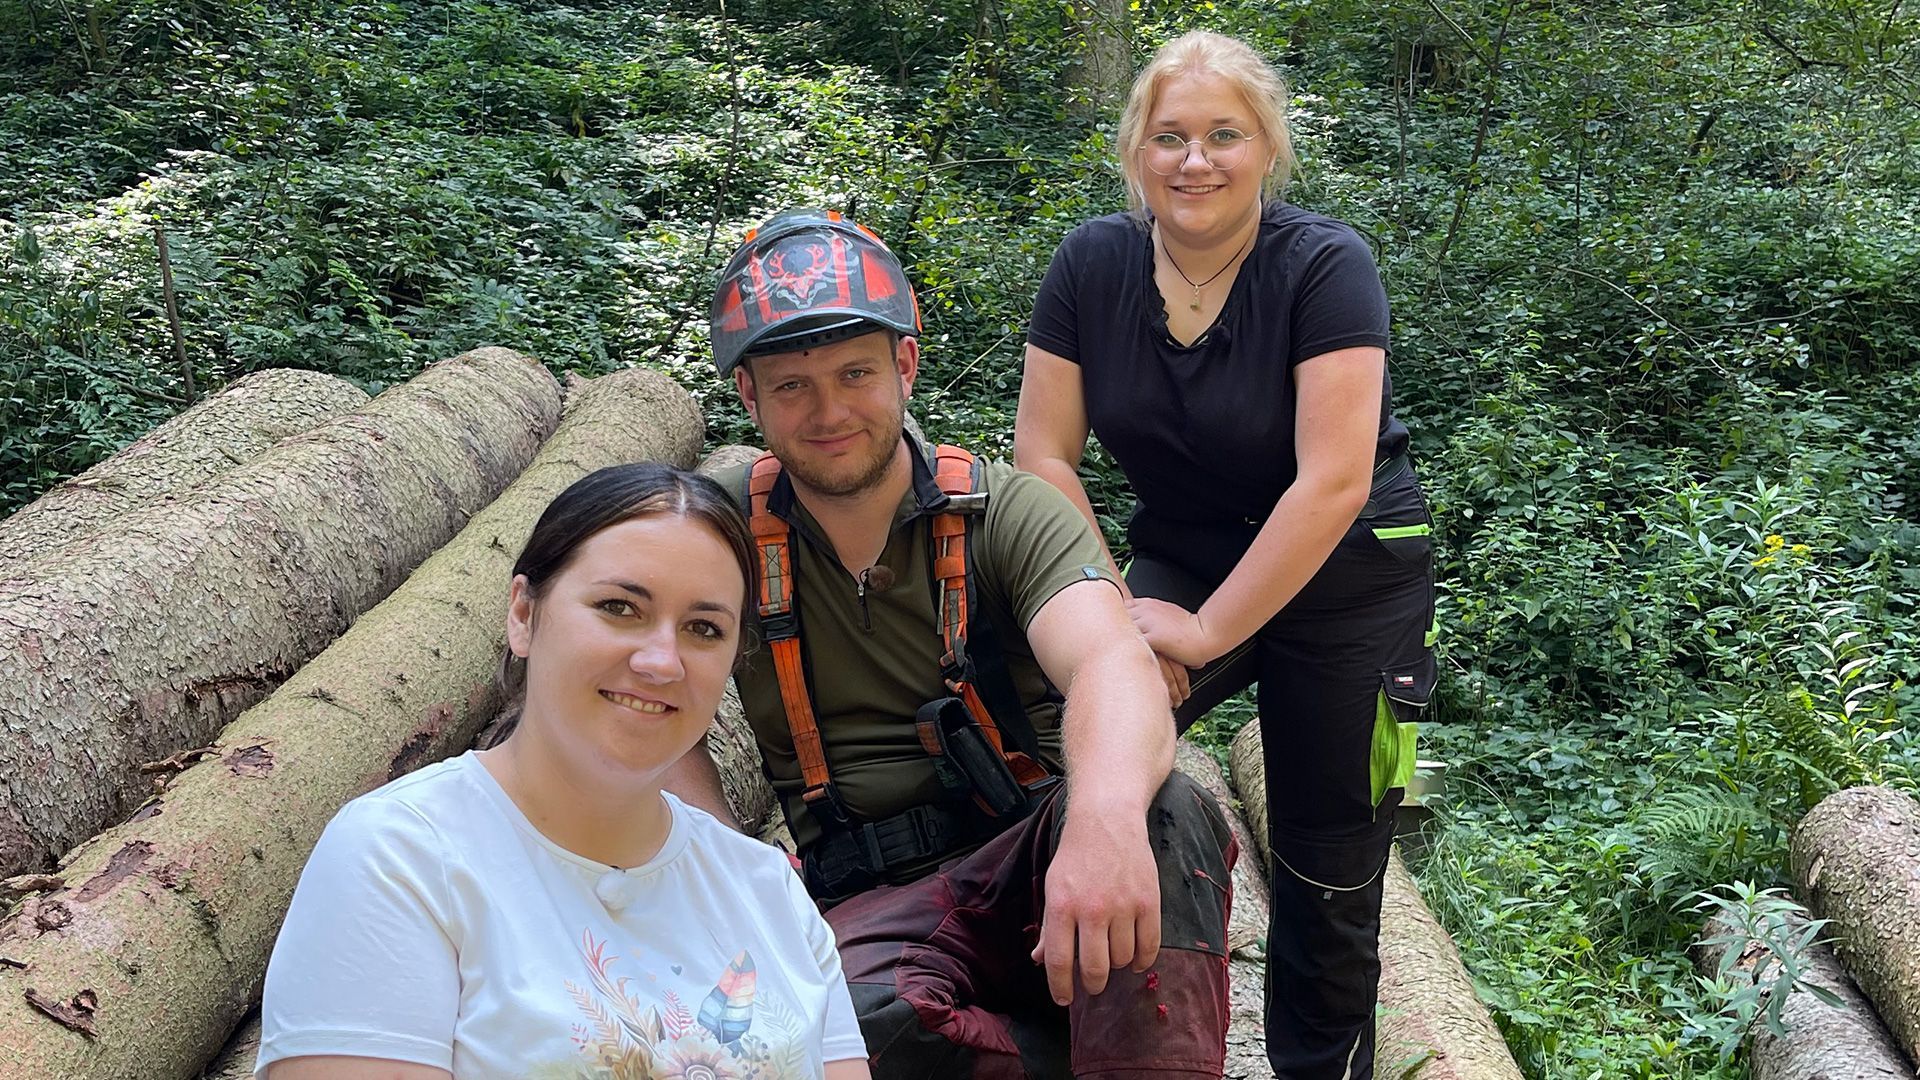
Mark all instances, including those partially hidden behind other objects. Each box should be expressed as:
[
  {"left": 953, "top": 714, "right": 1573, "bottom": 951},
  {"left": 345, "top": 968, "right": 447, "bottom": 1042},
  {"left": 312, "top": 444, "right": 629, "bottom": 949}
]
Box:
[{"left": 916, "top": 696, "right": 1027, "bottom": 818}]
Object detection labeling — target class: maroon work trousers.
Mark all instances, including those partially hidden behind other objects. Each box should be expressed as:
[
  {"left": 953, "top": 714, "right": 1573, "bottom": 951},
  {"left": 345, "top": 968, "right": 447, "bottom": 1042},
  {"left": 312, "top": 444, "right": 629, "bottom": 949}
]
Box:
[{"left": 824, "top": 770, "right": 1237, "bottom": 1079}]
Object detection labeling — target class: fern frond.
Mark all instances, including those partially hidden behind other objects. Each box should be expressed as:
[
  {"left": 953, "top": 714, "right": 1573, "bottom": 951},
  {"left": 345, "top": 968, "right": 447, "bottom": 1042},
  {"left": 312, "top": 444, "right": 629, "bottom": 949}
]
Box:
[{"left": 1639, "top": 788, "right": 1769, "bottom": 843}]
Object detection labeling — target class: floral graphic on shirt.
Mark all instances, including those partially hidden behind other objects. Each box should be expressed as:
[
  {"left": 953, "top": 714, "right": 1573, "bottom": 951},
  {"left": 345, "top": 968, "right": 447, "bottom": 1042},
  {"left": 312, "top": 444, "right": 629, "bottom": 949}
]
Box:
[{"left": 561, "top": 930, "right": 812, "bottom": 1080}]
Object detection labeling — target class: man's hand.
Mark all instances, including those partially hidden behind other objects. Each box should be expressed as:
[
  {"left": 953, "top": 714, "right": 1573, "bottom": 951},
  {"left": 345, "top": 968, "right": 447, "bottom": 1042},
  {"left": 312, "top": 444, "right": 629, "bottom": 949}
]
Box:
[
  {"left": 1029, "top": 800, "right": 1161, "bottom": 1006},
  {"left": 1127, "top": 597, "right": 1218, "bottom": 669}
]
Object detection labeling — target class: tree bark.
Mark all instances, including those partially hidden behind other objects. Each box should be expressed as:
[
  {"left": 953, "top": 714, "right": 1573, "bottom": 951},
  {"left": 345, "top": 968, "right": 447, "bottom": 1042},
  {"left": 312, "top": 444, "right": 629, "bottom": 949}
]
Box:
[
  {"left": 0, "top": 369, "right": 368, "bottom": 571},
  {"left": 1696, "top": 910, "right": 1912, "bottom": 1079},
  {"left": 1225, "top": 955, "right": 1273, "bottom": 1080},
  {"left": 1065, "top": 0, "right": 1132, "bottom": 119},
  {"left": 195, "top": 1012, "right": 260, "bottom": 1080},
  {"left": 1227, "top": 723, "right": 1524, "bottom": 1080},
  {"left": 0, "top": 348, "right": 562, "bottom": 880},
  {"left": 1792, "top": 785, "right": 1920, "bottom": 1065},
  {"left": 1374, "top": 850, "right": 1525, "bottom": 1080},
  {"left": 1229, "top": 722, "right": 1269, "bottom": 862},
  {"left": 0, "top": 368, "right": 702, "bottom": 1080}
]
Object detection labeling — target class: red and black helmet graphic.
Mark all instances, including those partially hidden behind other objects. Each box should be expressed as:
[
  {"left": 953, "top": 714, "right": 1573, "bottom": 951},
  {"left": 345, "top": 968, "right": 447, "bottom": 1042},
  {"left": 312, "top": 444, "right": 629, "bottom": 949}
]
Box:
[{"left": 710, "top": 209, "right": 922, "bottom": 376}]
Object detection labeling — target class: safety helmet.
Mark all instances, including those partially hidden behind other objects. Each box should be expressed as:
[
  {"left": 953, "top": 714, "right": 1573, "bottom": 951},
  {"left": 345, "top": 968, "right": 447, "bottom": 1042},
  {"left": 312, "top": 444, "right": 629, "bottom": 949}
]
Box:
[{"left": 710, "top": 208, "right": 922, "bottom": 377}]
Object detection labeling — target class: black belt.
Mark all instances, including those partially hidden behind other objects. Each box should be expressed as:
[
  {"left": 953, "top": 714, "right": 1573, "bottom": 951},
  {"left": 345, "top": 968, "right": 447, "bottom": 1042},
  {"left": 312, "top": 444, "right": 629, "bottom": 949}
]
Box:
[
  {"left": 804, "top": 801, "right": 982, "bottom": 901},
  {"left": 1359, "top": 451, "right": 1414, "bottom": 520}
]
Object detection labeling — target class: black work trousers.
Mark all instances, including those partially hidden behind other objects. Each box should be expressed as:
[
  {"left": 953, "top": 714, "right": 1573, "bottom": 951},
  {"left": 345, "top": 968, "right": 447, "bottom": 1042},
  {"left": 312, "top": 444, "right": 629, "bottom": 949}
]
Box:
[{"left": 1125, "top": 466, "right": 1435, "bottom": 1080}]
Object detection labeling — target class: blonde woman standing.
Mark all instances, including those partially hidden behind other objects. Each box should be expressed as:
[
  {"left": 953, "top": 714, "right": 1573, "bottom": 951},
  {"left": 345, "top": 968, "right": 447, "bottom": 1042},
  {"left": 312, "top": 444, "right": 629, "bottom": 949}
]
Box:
[{"left": 1016, "top": 31, "right": 1436, "bottom": 1079}]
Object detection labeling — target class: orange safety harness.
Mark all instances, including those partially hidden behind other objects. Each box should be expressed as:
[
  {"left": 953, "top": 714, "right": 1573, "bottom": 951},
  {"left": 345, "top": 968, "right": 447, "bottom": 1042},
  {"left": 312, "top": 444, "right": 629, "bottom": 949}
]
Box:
[{"left": 747, "top": 444, "right": 1053, "bottom": 831}]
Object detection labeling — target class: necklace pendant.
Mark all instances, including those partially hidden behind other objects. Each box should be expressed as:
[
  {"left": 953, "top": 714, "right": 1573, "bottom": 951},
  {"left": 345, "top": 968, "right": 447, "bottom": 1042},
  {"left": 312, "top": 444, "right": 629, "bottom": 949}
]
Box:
[{"left": 1188, "top": 300, "right": 1202, "bottom": 312}]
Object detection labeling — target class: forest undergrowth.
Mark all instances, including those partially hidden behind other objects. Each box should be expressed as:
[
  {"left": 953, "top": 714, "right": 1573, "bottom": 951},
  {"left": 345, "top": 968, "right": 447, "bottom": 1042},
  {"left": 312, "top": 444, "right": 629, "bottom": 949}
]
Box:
[{"left": 3, "top": 0, "right": 1918, "bottom": 1074}]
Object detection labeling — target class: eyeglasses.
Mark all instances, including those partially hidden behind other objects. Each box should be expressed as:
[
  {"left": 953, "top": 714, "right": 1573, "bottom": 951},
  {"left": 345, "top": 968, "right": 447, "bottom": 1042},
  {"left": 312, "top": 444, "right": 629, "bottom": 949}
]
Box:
[{"left": 1137, "top": 128, "right": 1263, "bottom": 175}]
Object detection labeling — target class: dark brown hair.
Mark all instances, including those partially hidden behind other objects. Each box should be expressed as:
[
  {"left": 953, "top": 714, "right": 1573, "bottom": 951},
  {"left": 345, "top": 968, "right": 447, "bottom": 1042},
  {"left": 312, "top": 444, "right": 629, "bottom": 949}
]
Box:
[{"left": 495, "top": 462, "right": 754, "bottom": 702}]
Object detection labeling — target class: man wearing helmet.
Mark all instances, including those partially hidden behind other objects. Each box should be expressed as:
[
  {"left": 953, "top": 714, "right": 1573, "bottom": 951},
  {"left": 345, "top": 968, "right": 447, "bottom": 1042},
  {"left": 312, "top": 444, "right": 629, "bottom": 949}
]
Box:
[{"left": 670, "top": 209, "right": 1236, "bottom": 1079}]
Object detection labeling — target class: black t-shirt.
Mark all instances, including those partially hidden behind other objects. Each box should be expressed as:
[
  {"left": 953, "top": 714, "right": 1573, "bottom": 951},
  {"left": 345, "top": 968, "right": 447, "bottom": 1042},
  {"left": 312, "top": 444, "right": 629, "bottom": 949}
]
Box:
[{"left": 1027, "top": 203, "right": 1404, "bottom": 525}]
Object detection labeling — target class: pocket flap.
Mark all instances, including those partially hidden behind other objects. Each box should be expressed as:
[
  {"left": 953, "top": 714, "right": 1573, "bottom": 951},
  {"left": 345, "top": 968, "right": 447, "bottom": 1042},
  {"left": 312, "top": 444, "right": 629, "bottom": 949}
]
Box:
[{"left": 1381, "top": 652, "right": 1437, "bottom": 709}]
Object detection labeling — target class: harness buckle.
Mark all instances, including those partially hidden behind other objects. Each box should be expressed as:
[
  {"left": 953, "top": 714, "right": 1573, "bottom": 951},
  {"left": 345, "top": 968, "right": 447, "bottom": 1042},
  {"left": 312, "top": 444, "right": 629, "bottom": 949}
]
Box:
[
  {"left": 761, "top": 610, "right": 799, "bottom": 642},
  {"left": 801, "top": 780, "right": 851, "bottom": 825},
  {"left": 910, "top": 805, "right": 950, "bottom": 855},
  {"left": 939, "top": 642, "right": 971, "bottom": 689},
  {"left": 853, "top": 822, "right": 886, "bottom": 872}
]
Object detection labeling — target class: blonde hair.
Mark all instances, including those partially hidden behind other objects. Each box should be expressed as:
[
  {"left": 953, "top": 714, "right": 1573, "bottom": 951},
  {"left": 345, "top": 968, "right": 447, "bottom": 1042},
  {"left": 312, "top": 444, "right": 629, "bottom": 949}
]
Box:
[{"left": 1116, "top": 31, "right": 1296, "bottom": 214}]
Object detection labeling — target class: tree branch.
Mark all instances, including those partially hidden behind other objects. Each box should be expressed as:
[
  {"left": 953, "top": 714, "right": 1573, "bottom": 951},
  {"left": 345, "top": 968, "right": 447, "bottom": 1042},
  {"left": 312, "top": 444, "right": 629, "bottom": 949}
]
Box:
[
  {"left": 1421, "top": 0, "right": 1492, "bottom": 69},
  {"left": 1424, "top": 0, "right": 1514, "bottom": 292},
  {"left": 1757, "top": 24, "right": 1849, "bottom": 70}
]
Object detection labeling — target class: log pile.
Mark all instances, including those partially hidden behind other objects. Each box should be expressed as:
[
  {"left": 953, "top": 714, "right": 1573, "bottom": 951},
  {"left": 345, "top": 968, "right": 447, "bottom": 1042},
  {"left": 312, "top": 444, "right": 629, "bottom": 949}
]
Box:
[
  {"left": 1788, "top": 785, "right": 1920, "bottom": 1071},
  {"left": 0, "top": 366, "right": 702, "bottom": 1080},
  {"left": 0, "top": 348, "right": 562, "bottom": 879},
  {"left": 0, "top": 363, "right": 1541, "bottom": 1078},
  {"left": 1229, "top": 722, "right": 1524, "bottom": 1080},
  {"left": 0, "top": 368, "right": 368, "bottom": 571}
]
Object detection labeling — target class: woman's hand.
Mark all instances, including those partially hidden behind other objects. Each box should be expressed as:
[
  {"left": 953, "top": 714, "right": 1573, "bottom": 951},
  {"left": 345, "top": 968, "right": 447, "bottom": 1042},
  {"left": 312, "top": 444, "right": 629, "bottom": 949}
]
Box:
[
  {"left": 1127, "top": 597, "right": 1218, "bottom": 669},
  {"left": 1155, "top": 650, "right": 1190, "bottom": 709}
]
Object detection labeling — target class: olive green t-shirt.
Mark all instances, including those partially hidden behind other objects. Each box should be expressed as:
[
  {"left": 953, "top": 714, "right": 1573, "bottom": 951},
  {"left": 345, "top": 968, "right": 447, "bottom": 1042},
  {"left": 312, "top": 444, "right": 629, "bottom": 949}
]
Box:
[{"left": 715, "top": 439, "right": 1118, "bottom": 871}]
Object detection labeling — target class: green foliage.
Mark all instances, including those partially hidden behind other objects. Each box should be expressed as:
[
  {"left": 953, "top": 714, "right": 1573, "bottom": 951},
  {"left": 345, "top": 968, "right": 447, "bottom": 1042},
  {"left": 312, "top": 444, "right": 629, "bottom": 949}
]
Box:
[
  {"left": 1686, "top": 883, "right": 1846, "bottom": 1063},
  {"left": 4, "top": 0, "right": 1919, "bottom": 1075}
]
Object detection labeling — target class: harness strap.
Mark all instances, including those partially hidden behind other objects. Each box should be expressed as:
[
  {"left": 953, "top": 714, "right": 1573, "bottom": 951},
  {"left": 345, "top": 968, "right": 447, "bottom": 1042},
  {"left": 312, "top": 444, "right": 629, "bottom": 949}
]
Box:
[
  {"left": 749, "top": 444, "right": 1053, "bottom": 839},
  {"left": 748, "top": 453, "right": 837, "bottom": 812},
  {"left": 930, "top": 446, "right": 1050, "bottom": 788}
]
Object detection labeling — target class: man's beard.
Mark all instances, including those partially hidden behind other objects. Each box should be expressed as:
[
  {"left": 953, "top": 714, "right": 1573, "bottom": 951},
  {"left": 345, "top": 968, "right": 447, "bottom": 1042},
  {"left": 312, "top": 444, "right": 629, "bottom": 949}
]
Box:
[{"left": 768, "top": 401, "right": 906, "bottom": 499}]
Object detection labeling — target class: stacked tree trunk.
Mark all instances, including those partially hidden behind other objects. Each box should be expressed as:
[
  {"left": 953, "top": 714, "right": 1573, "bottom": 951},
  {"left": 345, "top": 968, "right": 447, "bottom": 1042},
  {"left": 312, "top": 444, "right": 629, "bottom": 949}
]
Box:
[
  {"left": 0, "top": 368, "right": 368, "bottom": 571},
  {"left": 0, "top": 348, "right": 562, "bottom": 879},
  {"left": 1230, "top": 722, "right": 1525, "bottom": 1080},
  {"left": 1696, "top": 909, "right": 1909, "bottom": 1079},
  {"left": 1782, "top": 786, "right": 1920, "bottom": 1074},
  {"left": 0, "top": 366, "right": 703, "bottom": 1080}
]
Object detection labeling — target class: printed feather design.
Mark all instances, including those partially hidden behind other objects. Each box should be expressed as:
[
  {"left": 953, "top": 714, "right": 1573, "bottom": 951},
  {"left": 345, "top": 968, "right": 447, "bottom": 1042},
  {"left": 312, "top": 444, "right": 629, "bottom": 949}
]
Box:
[{"left": 696, "top": 950, "right": 757, "bottom": 1045}]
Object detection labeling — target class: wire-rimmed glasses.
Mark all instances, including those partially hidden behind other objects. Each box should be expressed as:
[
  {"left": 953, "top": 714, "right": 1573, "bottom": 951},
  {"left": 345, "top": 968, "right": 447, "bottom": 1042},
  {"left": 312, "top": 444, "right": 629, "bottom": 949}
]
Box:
[{"left": 1137, "top": 128, "right": 1263, "bottom": 175}]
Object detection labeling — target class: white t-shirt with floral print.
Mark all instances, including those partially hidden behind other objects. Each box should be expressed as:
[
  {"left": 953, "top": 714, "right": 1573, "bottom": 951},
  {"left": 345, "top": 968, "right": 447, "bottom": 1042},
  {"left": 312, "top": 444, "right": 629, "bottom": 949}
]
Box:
[{"left": 257, "top": 752, "right": 865, "bottom": 1079}]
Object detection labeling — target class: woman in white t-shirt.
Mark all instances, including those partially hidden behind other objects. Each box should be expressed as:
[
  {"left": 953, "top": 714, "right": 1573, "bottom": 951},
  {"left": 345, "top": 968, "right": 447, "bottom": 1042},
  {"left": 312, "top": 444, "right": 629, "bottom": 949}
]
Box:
[{"left": 258, "top": 462, "right": 870, "bottom": 1080}]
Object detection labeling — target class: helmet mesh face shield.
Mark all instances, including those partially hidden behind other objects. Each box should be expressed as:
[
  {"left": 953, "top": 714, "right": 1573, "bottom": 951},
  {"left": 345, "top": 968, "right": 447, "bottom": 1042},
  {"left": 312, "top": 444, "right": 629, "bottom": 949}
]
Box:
[{"left": 710, "top": 210, "right": 922, "bottom": 376}]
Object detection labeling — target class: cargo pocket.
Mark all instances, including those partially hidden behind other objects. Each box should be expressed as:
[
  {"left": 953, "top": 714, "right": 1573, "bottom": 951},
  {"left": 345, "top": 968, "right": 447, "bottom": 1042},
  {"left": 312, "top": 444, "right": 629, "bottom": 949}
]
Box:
[
  {"left": 1371, "top": 654, "right": 1435, "bottom": 806},
  {"left": 1368, "top": 520, "right": 1432, "bottom": 567}
]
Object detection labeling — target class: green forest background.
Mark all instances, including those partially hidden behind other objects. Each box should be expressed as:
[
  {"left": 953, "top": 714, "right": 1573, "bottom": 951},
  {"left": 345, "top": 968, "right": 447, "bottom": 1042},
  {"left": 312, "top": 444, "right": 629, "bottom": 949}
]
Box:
[{"left": 2, "top": 0, "right": 1916, "bottom": 1073}]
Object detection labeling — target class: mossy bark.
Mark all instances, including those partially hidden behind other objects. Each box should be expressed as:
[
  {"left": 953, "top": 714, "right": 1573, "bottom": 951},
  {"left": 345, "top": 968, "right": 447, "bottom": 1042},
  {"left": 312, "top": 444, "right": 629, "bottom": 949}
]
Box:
[
  {"left": 0, "top": 369, "right": 369, "bottom": 571},
  {"left": 1792, "top": 785, "right": 1920, "bottom": 1065},
  {"left": 0, "top": 368, "right": 702, "bottom": 1080},
  {"left": 1697, "top": 910, "right": 1912, "bottom": 1079},
  {"left": 195, "top": 1013, "right": 260, "bottom": 1080},
  {"left": 0, "top": 348, "right": 561, "bottom": 879},
  {"left": 1227, "top": 723, "right": 1523, "bottom": 1080}
]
